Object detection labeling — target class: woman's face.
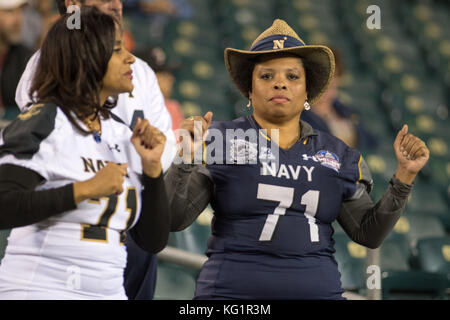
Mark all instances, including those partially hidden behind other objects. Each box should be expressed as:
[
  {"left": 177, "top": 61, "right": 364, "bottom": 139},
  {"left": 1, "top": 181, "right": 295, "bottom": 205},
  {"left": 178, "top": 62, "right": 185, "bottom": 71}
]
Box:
[
  {"left": 102, "top": 32, "right": 136, "bottom": 97},
  {"left": 249, "top": 54, "right": 307, "bottom": 123}
]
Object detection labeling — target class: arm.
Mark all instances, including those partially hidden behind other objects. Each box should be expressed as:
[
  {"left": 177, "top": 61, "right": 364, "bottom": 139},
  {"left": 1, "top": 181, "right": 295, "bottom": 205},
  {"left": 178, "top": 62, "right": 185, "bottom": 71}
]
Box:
[
  {"left": 164, "top": 112, "right": 215, "bottom": 231},
  {"left": 337, "top": 124, "right": 429, "bottom": 248},
  {"left": 0, "top": 162, "right": 131, "bottom": 229},
  {"left": 129, "top": 173, "right": 171, "bottom": 253},
  {"left": 0, "top": 164, "right": 76, "bottom": 229},
  {"left": 128, "top": 118, "right": 173, "bottom": 252},
  {"left": 337, "top": 175, "right": 412, "bottom": 249},
  {"left": 165, "top": 163, "right": 213, "bottom": 231}
]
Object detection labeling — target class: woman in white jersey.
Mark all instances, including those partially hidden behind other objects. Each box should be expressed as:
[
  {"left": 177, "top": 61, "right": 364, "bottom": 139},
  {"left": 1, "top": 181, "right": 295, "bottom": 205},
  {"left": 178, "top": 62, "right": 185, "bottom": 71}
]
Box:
[{"left": 0, "top": 7, "right": 170, "bottom": 299}]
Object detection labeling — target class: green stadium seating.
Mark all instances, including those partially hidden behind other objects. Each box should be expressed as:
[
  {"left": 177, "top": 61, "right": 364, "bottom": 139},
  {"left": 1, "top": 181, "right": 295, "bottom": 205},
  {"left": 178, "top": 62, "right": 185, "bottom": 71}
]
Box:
[
  {"left": 380, "top": 237, "right": 449, "bottom": 299},
  {"left": 333, "top": 233, "right": 367, "bottom": 292},
  {"left": 381, "top": 270, "right": 448, "bottom": 300},
  {"left": 154, "top": 261, "right": 197, "bottom": 300},
  {"left": 380, "top": 238, "right": 410, "bottom": 271},
  {"left": 406, "top": 185, "right": 450, "bottom": 231},
  {"left": 0, "top": 229, "right": 10, "bottom": 262},
  {"left": 168, "top": 221, "right": 211, "bottom": 255},
  {"left": 416, "top": 236, "right": 450, "bottom": 276},
  {"left": 389, "top": 214, "right": 446, "bottom": 248}
]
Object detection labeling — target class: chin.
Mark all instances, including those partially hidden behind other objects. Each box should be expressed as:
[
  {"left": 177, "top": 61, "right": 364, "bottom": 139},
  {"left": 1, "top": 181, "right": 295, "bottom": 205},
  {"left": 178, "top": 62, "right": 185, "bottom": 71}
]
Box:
[{"left": 120, "top": 84, "right": 134, "bottom": 94}]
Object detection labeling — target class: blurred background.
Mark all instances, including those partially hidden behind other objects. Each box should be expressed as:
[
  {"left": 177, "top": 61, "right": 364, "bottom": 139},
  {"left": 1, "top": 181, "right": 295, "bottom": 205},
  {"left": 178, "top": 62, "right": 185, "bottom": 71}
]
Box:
[{"left": 0, "top": 0, "right": 449, "bottom": 300}]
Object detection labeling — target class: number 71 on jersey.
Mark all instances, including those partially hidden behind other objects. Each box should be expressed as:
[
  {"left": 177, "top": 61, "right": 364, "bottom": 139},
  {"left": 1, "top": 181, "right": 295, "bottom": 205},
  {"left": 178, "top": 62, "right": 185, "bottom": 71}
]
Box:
[{"left": 257, "top": 183, "right": 320, "bottom": 243}]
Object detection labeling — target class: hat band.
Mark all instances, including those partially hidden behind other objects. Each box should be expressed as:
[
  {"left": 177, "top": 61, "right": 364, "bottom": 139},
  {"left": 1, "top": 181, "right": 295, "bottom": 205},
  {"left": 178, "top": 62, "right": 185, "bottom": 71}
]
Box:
[{"left": 250, "top": 35, "right": 305, "bottom": 52}]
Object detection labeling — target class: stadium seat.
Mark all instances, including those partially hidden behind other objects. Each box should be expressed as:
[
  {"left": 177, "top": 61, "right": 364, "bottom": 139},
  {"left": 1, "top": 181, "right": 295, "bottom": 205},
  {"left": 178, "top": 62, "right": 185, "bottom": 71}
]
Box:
[
  {"left": 333, "top": 233, "right": 367, "bottom": 292},
  {"left": 405, "top": 185, "right": 450, "bottom": 232},
  {"left": 416, "top": 236, "right": 450, "bottom": 276},
  {"left": 380, "top": 236, "right": 449, "bottom": 299},
  {"left": 381, "top": 270, "right": 448, "bottom": 300},
  {"left": 168, "top": 209, "right": 212, "bottom": 256},
  {"left": 154, "top": 261, "right": 197, "bottom": 300},
  {"left": 380, "top": 238, "right": 410, "bottom": 271},
  {"left": 404, "top": 214, "right": 446, "bottom": 246}
]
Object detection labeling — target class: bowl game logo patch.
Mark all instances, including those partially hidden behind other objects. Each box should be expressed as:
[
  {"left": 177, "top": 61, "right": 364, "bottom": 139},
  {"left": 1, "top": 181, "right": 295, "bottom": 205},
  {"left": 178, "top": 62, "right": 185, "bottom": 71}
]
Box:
[
  {"left": 315, "top": 150, "right": 341, "bottom": 172},
  {"left": 229, "top": 139, "right": 258, "bottom": 164}
]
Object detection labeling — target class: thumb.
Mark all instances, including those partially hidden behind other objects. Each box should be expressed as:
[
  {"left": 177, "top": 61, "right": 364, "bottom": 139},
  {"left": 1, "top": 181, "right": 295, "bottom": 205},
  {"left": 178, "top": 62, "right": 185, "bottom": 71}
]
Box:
[
  {"left": 394, "top": 124, "right": 408, "bottom": 146},
  {"left": 119, "top": 163, "right": 129, "bottom": 174},
  {"left": 203, "top": 111, "right": 213, "bottom": 125}
]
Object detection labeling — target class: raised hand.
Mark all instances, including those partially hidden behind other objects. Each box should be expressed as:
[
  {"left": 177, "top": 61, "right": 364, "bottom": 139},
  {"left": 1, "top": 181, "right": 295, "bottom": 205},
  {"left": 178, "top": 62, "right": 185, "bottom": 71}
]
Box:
[
  {"left": 73, "top": 162, "right": 128, "bottom": 203},
  {"left": 177, "top": 111, "right": 213, "bottom": 164},
  {"left": 131, "top": 117, "right": 166, "bottom": 178},
  {"left": 393, "top": 124, "right": 430, "bottom": 184}
]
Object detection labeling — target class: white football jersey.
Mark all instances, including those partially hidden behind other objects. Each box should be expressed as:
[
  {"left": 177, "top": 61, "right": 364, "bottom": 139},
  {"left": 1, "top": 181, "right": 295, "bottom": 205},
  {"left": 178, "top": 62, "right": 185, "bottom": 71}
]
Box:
[
  {"left": 15, "top": 51, "right": 177, "bottom": 173},
  {"left": 0, "top": 104, "right": 145, "bottom": 299}
]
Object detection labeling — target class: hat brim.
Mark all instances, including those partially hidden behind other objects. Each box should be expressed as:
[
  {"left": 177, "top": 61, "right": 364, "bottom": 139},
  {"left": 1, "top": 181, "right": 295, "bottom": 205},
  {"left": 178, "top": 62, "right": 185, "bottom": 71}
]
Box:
[{"left": 224, "top": 45, "right": 335, "bottom": 105}]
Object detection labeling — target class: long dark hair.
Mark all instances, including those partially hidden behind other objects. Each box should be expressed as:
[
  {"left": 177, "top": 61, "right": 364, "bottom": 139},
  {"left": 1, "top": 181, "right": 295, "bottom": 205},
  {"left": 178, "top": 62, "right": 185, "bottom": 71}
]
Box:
[{"left": 30, "top": 6, "right": 118, "bottom": 134}]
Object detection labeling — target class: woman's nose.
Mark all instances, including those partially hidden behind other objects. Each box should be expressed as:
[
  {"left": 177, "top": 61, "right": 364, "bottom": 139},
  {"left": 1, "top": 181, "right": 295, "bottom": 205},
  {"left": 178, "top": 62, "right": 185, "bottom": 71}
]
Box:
[
  {"left": 273, "top": 82, "right": 287, "bottom": 90},
  {"left": 127, "top": 51, "right": 136, "bottom": 65},
  {"left": 273, "top": 74, "right": 287, "bottom": 90}
]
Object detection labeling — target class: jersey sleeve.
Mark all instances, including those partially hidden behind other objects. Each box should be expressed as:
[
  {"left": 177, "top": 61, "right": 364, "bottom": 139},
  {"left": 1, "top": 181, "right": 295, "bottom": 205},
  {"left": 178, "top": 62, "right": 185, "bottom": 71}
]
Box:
[
  {"left": 135, "top": 58, "right": 177, "bottom": 173},
  {"left": 15, "top": 50, "right": 40, "bottom": 112},
  {"left": 0, "top": 103, "right": 58, "bottom": 181},
  {"left": 340, "top": 148, "right": 373, "bottom": 201}
]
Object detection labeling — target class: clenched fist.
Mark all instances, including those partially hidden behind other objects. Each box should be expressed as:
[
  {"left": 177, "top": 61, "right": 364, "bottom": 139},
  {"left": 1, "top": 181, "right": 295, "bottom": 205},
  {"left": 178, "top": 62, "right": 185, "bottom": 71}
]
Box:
[
  {"left": 131, "top": 117, "right": 166, "bottom": 178},
  {"left": 73, "top": 162, "right": 128, "bottom": 204},
  {"left": 177, "top": 111, "right": 213, "bottom": 163},
  {"left": 393, "top": 124, "right": 430, "bottom": 184}
]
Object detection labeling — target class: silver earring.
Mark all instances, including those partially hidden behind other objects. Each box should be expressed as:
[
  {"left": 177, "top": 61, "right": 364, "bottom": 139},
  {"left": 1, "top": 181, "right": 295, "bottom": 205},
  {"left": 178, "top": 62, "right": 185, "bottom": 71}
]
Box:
[
  {"left": 304, "top": 101, "right": 311, "bottom": 110},
  {"left": 247, "top": 99, "right": 252, "bottom": 108}
]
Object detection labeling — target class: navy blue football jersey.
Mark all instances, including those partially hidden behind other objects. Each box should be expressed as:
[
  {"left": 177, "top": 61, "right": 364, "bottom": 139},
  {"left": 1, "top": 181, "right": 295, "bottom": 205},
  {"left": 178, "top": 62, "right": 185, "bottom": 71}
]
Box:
[{"left": 195, "top": 116, "right": 366, "bottom": 300}]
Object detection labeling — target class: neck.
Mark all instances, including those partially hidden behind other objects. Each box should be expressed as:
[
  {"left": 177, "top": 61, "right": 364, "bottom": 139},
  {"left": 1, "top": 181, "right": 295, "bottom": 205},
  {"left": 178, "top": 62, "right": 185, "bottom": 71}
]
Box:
[
  {"left": 99, "top": 90, "right": 109, "bottom": 108},
  {"left": 252, "top": 113, "right": 301, "bottom": 150}
]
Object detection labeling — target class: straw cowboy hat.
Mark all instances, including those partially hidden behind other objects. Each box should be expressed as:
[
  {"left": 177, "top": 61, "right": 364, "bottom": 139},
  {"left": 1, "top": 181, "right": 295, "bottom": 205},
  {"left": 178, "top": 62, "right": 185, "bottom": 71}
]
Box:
[{"left": 224, "top": 19, "right": 335, "bottom": 105}]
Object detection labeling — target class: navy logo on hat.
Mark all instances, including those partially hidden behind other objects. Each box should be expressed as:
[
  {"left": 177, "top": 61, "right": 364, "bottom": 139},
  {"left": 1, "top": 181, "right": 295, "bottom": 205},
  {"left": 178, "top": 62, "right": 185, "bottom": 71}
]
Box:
[{"left": 273, "top": 37, "right": 288, "bottom": 49}]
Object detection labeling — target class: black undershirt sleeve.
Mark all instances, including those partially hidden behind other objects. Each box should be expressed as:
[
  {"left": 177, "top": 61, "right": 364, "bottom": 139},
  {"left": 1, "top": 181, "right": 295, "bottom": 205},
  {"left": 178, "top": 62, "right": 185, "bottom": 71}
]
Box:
[
  {"left": 129, "top": 173, "right": 171, "bottom": 253},
  {"left": 164, "top": 163, "right": 213, "bottom": 232},
  {"left": 0, "top": 164, "right": 76, "bottom": 229},
  {"left": 337, "top": 175, "right": 413, "bottom": 249}
]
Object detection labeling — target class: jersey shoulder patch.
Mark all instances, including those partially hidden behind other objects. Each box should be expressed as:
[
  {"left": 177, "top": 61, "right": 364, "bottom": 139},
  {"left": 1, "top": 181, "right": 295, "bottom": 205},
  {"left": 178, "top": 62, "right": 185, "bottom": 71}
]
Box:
[{"left": 0, "top": 103, "right": 58, "bottom": 159}]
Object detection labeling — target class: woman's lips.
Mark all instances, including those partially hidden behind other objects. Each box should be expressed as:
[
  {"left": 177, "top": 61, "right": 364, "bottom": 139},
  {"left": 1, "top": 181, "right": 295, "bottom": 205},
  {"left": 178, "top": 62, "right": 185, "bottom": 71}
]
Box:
[
  {"left": 124, "top": 70, "right": 133, "bottom": 80},
  {"left": 270, "top": 95, "right": 290, "bottom": 104}
]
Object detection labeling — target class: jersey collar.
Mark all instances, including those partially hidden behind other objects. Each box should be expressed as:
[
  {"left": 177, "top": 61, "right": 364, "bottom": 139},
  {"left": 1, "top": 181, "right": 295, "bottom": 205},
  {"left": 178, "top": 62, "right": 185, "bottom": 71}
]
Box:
[{"left": 299, "top": 119, "right": 318, "bottom": 140}]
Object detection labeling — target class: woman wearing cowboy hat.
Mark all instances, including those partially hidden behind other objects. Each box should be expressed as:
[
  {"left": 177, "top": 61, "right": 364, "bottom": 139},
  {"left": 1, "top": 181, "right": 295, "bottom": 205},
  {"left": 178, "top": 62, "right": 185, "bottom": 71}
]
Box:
[{"left": 166, "top": 19, "right": 430, "bottom": 299}]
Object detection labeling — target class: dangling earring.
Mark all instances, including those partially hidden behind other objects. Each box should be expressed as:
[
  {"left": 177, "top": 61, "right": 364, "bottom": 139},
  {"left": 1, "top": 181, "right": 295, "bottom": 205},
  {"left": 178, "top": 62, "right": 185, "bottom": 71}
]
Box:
[
  {"left": 247, "top": 99, "right": 252, "bottom": 108},
  {"left": 304, "top": 100, "right": 311, "bottom": 110}
]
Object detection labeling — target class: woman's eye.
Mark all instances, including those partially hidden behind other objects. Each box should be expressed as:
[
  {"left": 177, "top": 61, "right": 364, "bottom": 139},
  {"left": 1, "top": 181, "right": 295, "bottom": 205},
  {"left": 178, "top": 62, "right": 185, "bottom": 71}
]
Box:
[
  {"left": 261, "top": 73, "right": 272, "bottom": 80},
  {"left": 287, "top": 73, "right": 299, "bottom": 80}
]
